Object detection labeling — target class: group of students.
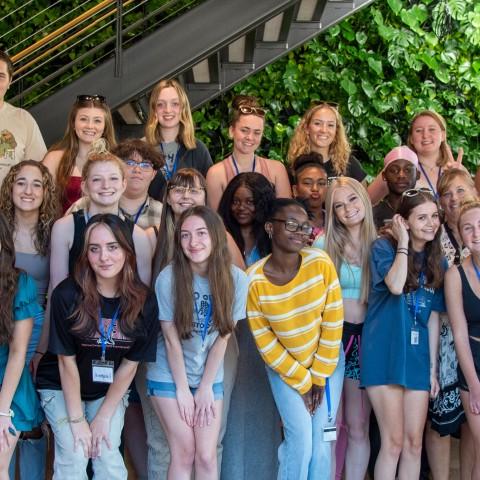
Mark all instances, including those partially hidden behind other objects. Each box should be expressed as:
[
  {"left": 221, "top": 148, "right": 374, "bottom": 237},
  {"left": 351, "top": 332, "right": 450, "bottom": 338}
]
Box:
[{"left": 1, "top": 46, "right": 480, "bottom": 480}]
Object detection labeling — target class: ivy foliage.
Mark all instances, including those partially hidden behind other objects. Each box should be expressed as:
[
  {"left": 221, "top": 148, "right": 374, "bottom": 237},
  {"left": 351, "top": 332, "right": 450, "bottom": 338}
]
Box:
[{"left": 193, "top": 0, "right": 480, "bottom": 176}]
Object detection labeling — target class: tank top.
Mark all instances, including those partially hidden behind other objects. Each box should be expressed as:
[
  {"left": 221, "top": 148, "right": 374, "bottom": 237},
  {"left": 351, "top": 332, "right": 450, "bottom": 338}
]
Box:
[
  {"left": 62, "top": 176, "right": 82, "bottom": 214},
  {"left": 458, "top": 265, "right": 480, "bottom": 337},
  {"left": 15, "top": 252, "right": 49, "bottom": 308},
  {"left": 69, "top": 210, "right": 134, "bottom": 274},
  {"left": 223, "top": 155, "right": 273, "bottom": 185}
]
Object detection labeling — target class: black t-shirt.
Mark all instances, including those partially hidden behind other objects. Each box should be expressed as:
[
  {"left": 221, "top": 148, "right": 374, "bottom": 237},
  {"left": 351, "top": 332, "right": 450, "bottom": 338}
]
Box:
[
  {"left": 323, "top": 154, "right": 366, "bottom": 183},
  {"left": 373, "top": 198, "right": 396, "bottom": 230},
  {"left": 36, "top": 278, "right": 159, "bottom": 400}
]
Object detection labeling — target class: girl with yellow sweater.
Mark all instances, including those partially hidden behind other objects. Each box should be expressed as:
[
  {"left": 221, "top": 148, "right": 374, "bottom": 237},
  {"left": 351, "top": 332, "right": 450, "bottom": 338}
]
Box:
[{"left": 248, "top": 198, "right": 344, "bottom": 480}]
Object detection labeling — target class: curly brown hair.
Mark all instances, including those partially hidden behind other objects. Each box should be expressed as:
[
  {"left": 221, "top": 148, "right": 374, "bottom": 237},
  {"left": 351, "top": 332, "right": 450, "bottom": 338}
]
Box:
[
  {"left": 0, "top": 211, "right": 19, "bottom": 344},
  {"left": 0, "top": 160, "right": 59, "bottom": 256}
]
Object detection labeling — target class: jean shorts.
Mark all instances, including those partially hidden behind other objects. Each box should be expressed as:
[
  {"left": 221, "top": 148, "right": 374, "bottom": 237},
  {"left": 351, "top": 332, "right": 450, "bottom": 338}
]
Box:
[{"left": 146, "top": 380, "right": 224, "bottom": 400}]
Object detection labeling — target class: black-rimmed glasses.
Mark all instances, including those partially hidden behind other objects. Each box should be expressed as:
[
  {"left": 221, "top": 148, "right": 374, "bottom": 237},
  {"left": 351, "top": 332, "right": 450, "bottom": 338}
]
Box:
[
  {"left": 76, "top": 94, "right": 107, "bottom": 104},
  {"left": 270, "top": 218, "right": 313, "bottom": 236}
]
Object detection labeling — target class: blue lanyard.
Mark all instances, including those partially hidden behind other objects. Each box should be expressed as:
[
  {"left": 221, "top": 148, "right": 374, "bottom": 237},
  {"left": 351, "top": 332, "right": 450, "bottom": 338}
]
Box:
[
  {"left": 418, "top": 163, "right": 441, "bottom": 199},
  {"left": 160, "top": 144, "right": 180, "bottom": 180},
  {"left": 472, "top": 257, "right": 480, "bottom": 281},
  {"left": 231, "top": 154, "right": 256, "bottom": 176},
  {"left": 325, "top": 378, "right": 332, "bottom": 422},
  {"left": 99, "top": 305, "right": 120, "bottom": 361},
  {"left": 408, "top": 272, "right": 424, "bottom": 325},
  {"left": 132, "top": 200, "right": 147, "bottom": 225},
  {"left": 194, "top": 297, "right": 213, "bottom": 342}
]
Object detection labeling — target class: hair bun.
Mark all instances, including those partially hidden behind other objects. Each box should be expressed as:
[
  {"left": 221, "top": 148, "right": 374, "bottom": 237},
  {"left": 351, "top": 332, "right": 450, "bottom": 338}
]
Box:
[{"left": 89, "top": 138, "right": 109, "bottom": 156}]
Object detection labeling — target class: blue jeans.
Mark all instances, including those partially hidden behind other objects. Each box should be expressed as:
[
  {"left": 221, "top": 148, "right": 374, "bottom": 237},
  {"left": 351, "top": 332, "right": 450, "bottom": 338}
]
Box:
[
  {"left": 267, "top": 349, "right": 345, "bottom": 480},
  {"left": 38, "top": 389, "right": 129, "bottom": 480}
]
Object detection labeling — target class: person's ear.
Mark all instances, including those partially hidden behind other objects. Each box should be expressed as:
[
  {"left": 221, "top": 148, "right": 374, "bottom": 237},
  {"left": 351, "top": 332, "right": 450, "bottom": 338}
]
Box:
[
  {"left": 292, "top": 185, "right": 298, "bottom": 197},
  {"left": 265, "top": 222, "right": 273, "bottom": 239},
  {"left": 381, "top": 171, "right": 387, "bottom": 181}
]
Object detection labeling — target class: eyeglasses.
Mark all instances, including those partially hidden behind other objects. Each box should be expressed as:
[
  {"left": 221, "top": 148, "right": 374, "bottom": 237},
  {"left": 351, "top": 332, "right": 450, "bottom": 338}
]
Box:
[
  {"left": 124, "top": 159, "right": 153, "bottom": 170},
  {"left": 238, "top": 105, "right": 266, "bottom": 117},
  {"left": 270, "top": 218, "right": 314, "bottom": 236},
  {"left": 402, "top": 188, "right": 434, "bottom": 198},
  {"left": 76, "top": 94, "right": 107, "bottom": 104},
  {"left": 168, "top": 186, "right": 205, "bottom": 196}
]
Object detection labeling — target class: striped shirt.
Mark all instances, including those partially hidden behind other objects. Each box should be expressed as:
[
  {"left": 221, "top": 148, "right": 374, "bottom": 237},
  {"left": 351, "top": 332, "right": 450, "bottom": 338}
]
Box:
[{"left": 247, "top": 247, "right": 343, "bottom": 394}]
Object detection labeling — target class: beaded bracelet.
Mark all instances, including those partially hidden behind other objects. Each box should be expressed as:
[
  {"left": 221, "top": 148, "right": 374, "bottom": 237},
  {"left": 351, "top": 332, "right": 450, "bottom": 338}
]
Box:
[
  {"left": 68, "top": 415, "right": 85, "bottom": 424},
  {"left": 0, "top": 409, "right": 14, "bottom": 418}
]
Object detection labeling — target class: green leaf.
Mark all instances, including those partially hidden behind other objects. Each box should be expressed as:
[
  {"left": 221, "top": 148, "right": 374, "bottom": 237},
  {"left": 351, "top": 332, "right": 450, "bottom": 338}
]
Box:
[
  {"left": 347, "top": 96, "right": 365, "bottom": 117},
  {"left": 361, "top": 79, "right": 375, "bottom": 98},
  {"left": 387, "top": 0, "right": 402, "bottom": 15},
  {"left": 434, "top": 68, "right": 450, "bottom": 83},
  {"left": 356, "top": 31, "right": 367, "bottom": 45},
  {"left": 367, "top": 57, "right": 383, "bottom": 76},
  {"left": 340, "top": 78, "right": 358, "bottom": 95},
  {"left": 419, "top": 53, "right": 439, "bottom": 70}
]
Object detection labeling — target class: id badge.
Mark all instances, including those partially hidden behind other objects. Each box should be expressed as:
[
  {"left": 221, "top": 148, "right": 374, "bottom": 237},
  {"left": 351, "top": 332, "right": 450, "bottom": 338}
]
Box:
[
  {"left": 411, "top": 327, "right": 419, "bottom": 346},
  {"left": 92, "top": 360, "right": 114, "bottom": 383},
  {"left": 323, "top": 426, "right": 337, "bottom": 442}
]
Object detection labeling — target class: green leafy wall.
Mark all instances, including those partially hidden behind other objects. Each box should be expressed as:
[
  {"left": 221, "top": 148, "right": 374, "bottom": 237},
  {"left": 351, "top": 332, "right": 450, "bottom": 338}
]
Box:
[{"left": 193, "top": 0, "right": 480, "bottom": 176}]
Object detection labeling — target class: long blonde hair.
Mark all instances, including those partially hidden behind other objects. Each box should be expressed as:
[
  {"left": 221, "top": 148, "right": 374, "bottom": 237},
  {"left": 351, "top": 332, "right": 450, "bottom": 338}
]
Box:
[
  {"left": 324, "top": 177, "right": 376, "bottom": 303},
  {"left": 407, "top": 110, "right": 449, "bottom": 167},
  {"left": 288, "top": 104, "right": 351, "bottom": 175},
  {"left": 145, "top": 79, "right": 196, "bottom": 149}
]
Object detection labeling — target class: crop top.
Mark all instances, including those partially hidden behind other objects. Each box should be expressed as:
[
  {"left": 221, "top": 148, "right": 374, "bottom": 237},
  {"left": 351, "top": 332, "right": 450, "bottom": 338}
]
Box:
[{"left": 313, "top": 236, "right": 362, "bottom": 300}]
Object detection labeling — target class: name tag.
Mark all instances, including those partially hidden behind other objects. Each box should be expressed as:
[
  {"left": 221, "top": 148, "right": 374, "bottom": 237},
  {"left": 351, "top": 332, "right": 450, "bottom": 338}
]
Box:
[
  {"left": 92, "top": 360, "right": 114, "bottom": 384},
  {"left": 323, "top": 426, "right": 337, "bottom": 442},
  {"left": 411, "top": 327, "right": 419, "bottom": 346}
]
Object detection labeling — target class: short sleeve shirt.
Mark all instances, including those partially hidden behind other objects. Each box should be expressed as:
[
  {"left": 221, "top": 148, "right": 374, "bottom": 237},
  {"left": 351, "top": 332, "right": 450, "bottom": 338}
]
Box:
[
  {"left": 36, "top": 278, "right": 159, "bottom": 400},
  {"left": 147, "top": 264, "right": 248, "bottom": 387}
]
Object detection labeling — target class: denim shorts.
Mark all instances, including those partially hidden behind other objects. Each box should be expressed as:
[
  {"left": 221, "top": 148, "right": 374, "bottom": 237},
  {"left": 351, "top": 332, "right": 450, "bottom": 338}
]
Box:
[{"left": 147, "top": 380, "right": 224, "bottom": 400}]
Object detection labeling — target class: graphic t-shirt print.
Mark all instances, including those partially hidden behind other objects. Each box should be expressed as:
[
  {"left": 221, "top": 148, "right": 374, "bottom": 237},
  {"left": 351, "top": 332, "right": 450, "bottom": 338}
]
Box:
[
  {"left": 81, "top": 315, "right": 133, "bottom": 352},
  {"left": 0, "top": 129, "right": 17, "bottom": 163}
]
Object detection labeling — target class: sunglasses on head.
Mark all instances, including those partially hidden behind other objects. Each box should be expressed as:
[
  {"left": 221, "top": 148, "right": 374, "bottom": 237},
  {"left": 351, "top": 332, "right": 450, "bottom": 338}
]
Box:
[
  {"left": 76, "top": 94, "right": 107, "bottom": 104},
  {"left": 310, "top": 100, "right": 339, "bottom": 110},
  {"left": 402, "top": 187, "right": 434, "bottom": 198},
  {"left": 237, "top": 105, "right": 266, "bottom": 117}
]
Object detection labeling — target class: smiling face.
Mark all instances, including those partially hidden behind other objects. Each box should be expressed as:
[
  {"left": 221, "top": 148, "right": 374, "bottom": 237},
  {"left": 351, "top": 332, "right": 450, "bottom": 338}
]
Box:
[
  {"left": 0, "top": 60, "right": 11, "bottom": 102},
  {"left": 155, "top": 86, "right": 181, "bottom": 130},
  {"left": 229, "top": 114, "right": 264, "bottom": 156},
  {"left": 82, "top": 161, "right": 126, "bottom": 207},
  {"left": 460, "top": 208, "right": 480, "bottom": 254},
  {"left": 267, "top": 204, "right": 310, "bottom": 254},
  {"left": 74, "top": 107, "right": 106, "bottom": 144},
  {"left": 382, "top": 159, "right": 419, "bottom": 195},
  {"left": 409, "top": 115, "right": 445, "bottom": 157},
  {"left": 230, "top": 185, "right": 255, "bottom": 226},
  {"left": 306, "top": 107, "right": 337, "bottom": 153},
  {"left": 293, "top": 166, "right": 328, "bottom": 208},
  {"left": 332, "top": 186, "right": 366, "bottom": 229},
  {"left": 166, "top": 177, "right": 206, "bottom": 217},
  {"left": 12, "top": 165, "right": 44, "bottom": 213},
  {"left": 87, "top": 223, "right": 126, "bottom": 282},
  {"left": 440, "top": 176, "right": 475, "bottom": 223},
  {"left": 406, "top": 201, "right": 440, "bottom": 248},
  {"left": 180, "top": 215, "right": 212, "bottom": 272}
]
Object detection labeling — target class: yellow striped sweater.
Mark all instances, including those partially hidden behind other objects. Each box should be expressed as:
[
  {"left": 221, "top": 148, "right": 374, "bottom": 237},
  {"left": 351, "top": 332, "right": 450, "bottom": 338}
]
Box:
[{"left": 247, "top": 247, "right": 344, "bottom": 394}]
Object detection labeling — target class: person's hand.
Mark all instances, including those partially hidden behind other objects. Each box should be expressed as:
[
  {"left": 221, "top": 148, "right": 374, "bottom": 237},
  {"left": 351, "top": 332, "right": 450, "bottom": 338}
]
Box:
[
  {"left": 0, "top": 415, "right": 16, "bottom": 452},
  {"left": 176, "top": 387, "right": 195, "bottom": 427},
  {"left": 301, "top": 389, "right": 313, "bottom": 415},
  {"left": 90, "top": 415, "right": 112, "bottom": 458},
  {"left": 390, "top": 214, "right": 409, "bottom": 246},
  {"left": 70, "top": 419, "right": 92, "bottom": 458},
  {"left": 29, "top": 351, "right": 44, "bottom": 380},
  {"left": 445, "top": 144, "right": 465, "bottom": 171},
  {"left": 194, "top": 385, "right": 216, "bottom": 428},
  {"left": 429, "top": 372, "right": 440, "bottom": 399},
  {"left": 311, "top": 385, "right": 325, "bottom": 415},
  {"left": 468, "top": 383, "right": 480, "bottom": 415}
]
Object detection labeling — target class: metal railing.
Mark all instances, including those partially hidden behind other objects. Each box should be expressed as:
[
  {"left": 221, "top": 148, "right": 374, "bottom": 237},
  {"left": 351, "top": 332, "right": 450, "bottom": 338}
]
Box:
[{"left": 1, "top": 0, "right": 205, "bottom": 108}]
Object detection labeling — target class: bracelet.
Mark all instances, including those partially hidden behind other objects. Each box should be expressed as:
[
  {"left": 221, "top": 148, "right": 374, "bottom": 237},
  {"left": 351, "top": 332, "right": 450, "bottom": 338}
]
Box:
[
  {"left": 397, "top": 247, "right": 408, "bottom": 252},
  {"left": 34, "top": 350, "right": 45, "bottom": 355},
  {"left": 68, "top": 415, "right": 85, "bottom": 424},
  {"left": 0, "top": 409, "right": 14, "bottom": 418},
  {"left": 397, "top": 251, "right": 408, "bottom": 256}
]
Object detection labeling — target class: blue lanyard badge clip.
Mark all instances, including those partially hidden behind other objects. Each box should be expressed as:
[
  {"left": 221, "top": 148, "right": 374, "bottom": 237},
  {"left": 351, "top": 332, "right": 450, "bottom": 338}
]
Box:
[
  {"left": 323, "top": 378, "right": 337, "bottom": 441},
  {"left": 92, "top": 305, "right": 120, "bottom": 383},
  {"left": 408, "top": 272, "right": 424, "bottom": 346},
  {"left": 161, "top": 145, "right": 180, "bottom": 180}
]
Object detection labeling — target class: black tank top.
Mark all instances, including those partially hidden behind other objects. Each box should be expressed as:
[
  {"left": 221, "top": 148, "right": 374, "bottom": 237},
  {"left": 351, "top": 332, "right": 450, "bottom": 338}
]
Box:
[
  {"left": 458, "top": 265, "right": 480, "bottom": 337},
  {"left": 68, "top": 210, "right": 134, "bottom": 274}
]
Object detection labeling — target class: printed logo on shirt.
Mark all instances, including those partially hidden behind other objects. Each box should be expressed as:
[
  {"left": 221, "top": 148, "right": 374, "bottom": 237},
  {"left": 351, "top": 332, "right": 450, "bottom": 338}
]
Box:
[
  {"left": 0, "top": 129, "right": 16, "bottom": 163},
  {"left": 192, "top": 292, "right": 212, "bottom": 333},
  {"left": 81, "top": 316, "right": 132, "bottom": 350}
]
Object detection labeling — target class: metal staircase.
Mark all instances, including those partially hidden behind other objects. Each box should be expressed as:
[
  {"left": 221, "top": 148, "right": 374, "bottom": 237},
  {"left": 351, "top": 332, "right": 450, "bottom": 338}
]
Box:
[{"left": 28, "top": 0, "right": 374, "bottom": 145}]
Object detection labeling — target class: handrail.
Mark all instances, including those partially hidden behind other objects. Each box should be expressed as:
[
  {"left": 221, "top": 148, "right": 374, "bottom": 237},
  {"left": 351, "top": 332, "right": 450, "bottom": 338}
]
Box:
[
  {"left": 14, "top": 0, "right": 134, "bottom": 76},
  {"left": 11, "top": 0, "right": 115, "bottom": 63}
]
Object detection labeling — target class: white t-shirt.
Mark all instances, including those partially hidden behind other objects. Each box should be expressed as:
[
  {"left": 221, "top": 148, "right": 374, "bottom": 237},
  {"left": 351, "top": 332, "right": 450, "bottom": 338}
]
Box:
[
  {"left": 147, "top": 264, "right": 248, "bottom": 387},
  {"left": 0, "top": 102, "right": 47, "bottom": 186}
]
